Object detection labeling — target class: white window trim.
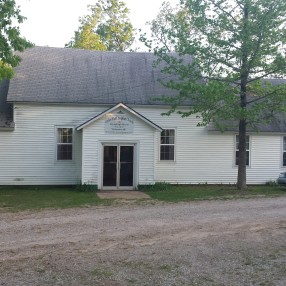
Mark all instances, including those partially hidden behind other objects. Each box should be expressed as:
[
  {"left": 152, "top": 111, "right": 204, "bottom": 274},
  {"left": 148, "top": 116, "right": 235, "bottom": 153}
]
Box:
[
  {"left": 159, "top": 128, "right": 176, "bottom": 162},
  {"left": 234, "top": 134, "right": 251, "bottom": 168},
  {"left": 55, "top": 126, "right": 74, "bottom": 162},
  {"left": 282, "top": 136, "right": 286, "bottom": 168}
]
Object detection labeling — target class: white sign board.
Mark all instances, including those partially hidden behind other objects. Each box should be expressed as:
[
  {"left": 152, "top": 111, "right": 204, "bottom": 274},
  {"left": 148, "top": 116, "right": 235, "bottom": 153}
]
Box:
[{"left": 105, "top": 114, "right": 134, "bottom": 134}]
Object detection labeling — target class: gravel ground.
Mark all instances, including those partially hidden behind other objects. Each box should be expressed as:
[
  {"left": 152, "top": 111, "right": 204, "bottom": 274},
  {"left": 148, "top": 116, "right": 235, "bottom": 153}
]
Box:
[{"left": 0, "top": 197, "right": 286, "bottom": 286}]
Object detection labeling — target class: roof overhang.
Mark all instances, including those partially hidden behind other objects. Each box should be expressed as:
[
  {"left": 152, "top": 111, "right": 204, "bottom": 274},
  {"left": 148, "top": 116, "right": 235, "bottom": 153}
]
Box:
[{"left": 76, "top": 102, "right": 163, "bottom": 131}]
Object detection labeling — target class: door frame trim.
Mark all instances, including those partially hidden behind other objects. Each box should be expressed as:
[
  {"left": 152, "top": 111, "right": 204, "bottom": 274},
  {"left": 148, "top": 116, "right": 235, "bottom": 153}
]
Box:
[{"left": 98, "top": 141, "right": 139, "bottom": 190}]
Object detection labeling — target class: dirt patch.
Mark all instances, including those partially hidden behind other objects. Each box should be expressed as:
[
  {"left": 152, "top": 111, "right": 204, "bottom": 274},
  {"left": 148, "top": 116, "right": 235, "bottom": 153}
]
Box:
[
  {"left": 96, "top": 191, "right": 151, "bottom": 199},
  {"left": 0, "top": 198, "right": 285, "bottom": 285}
]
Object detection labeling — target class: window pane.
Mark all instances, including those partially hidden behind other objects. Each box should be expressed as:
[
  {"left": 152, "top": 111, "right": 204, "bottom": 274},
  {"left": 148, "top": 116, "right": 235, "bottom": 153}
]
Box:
[
  {"left": 167, "top": 130, "right": 175, "bottom": 143},
  {"left": 236, "top": 135, "right": 249, "bottom": 150},
  {"left": 161, "top": 136, "right": 167, "bottom": 144},
  {"left": 57, "top": 145, "right": 72, "bottom": 160},
  {"left": 283, "top": 152, "right": 286, "bottom": 167},
  {"left": 246, "top": 136, "right": 249, "bottom": 150},
  {"left": 235, "top": 150, "right": 239, "bottom": 165},
  {"left": 160, "top": 129, "right": 175, "bottom": 161},
  {"left": 169, "top": 136, "right": 175, "bottom": 144},
  {"left": 58, "top": 128, "right": 72, "bottom": 143},
  {"left": 57, "top": 128, "right": 73, "bottom": 160},
  {"left": 236, "top": 135, "right": 239, "bottom": 149},
  {"left": 161, "top": 131, "right": 168, "bottom": 144},
  {"left": 235, "top": 150, "right": 249, "bottom": 166},
  {"left": 246, "top": 151, "right": 249, "bottom": 166},
  {"left": 161, "top": 130, "right": 175, "bottom": 143},
  {"left": 63, "top": 128, "right": 72, "bottom": 143},
  {"left": 235, "top": 135, "right": 249, "bottom": 166},
  {"left": 160, "top": 145, "right": 174, "bottom": 160},
  {"left": 284, "top": 137, "right": 286, "bottom": 151},
  {"left": 161, "top": 136, "right": 174, "bottom": 144}
]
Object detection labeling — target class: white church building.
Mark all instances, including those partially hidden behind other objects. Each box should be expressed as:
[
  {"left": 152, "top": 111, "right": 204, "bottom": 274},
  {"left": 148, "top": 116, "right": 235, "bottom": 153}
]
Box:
[{"left": 0, "top": 47, "right": 285, "bottom": 189}]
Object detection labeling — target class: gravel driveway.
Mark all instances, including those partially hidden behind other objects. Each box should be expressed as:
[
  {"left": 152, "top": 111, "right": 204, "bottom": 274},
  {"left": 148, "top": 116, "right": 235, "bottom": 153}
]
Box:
[{"left": 1, "top": 197, "right": 285, "bottom": 286}]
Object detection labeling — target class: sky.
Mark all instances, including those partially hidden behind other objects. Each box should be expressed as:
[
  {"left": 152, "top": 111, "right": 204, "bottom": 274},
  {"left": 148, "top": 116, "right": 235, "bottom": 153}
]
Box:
[{"left": 16, "top": 0, "right": 179, "bottom": 49}]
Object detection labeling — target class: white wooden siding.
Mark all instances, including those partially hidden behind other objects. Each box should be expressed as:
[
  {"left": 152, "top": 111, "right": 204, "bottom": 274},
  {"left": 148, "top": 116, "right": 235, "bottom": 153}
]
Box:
[
  {"left": 246, "top": 135, "right": 283, "bottom": 184},
  {"left": 0, "top": 103, "right": 284, "bottom": 185},
  {"left": 136, "top": 107, "right": 285, "bottom": 184},
  {"left": 81, "top": 107, "right": 157, "bottom": 187},
  {"left": 0, "top": 104, "right": 102, "bottom": 185}
]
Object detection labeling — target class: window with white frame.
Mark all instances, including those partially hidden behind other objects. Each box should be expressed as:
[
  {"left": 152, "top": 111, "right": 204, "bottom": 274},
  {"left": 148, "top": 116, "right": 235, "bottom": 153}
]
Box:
[
  {"left": 57, "top": 128, "right": 73, "bottom": 160},
  {"left": 283, "top": 136, "right": 286, "bottom": 167},
  {"left": 235, "top": 135, "right": 250, "bottom": 166},
  {"left": 160, "top": 129, "right": 175, "bottom": 161}
]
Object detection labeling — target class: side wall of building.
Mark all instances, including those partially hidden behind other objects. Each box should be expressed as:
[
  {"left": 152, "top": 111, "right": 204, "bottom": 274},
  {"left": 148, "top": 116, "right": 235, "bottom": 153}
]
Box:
[
  {"left": 138, "top": 107, "right": 285, "bottom": 184},
  {"left": 0, "top": 104, "right": 101, "bottom": 185},
  {"left": 0, "top": 103, "right": 284, "bottom": 185}
]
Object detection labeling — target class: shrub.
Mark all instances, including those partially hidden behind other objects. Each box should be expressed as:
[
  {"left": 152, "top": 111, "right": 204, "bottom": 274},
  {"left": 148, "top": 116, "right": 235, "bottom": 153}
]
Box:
[
  {"left": 265, "top": 180, "right": 278, "bottom": 186},
  {"left": 139, "top": 182, "right": 170, "bottom": 192},
  {"left": 76, "top": 182, "right": 98, "bottom": 192}
]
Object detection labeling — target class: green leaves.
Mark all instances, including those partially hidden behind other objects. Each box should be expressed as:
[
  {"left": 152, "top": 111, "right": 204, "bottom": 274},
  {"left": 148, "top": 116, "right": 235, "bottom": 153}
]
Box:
[
  {"left": 146, "top": 0, "right": 286, "bottom": 126},
  {"left": 0, "top": 0, "right": 33, "bottom": 80},
  {"left": 0, "top": 60, "right": 14, "bottom": 79},
  {"left": 66, "top": 0, "right": 135, "bottom": 51},
  {"left": 147, "top": 0, "right": 286, "bottom": 188}
]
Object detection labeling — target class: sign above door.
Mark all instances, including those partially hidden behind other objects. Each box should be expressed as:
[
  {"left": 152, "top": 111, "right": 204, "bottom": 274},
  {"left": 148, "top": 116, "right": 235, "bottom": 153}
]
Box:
[{"left": 104, "top": 112, "right": 134, "bottom": 134}]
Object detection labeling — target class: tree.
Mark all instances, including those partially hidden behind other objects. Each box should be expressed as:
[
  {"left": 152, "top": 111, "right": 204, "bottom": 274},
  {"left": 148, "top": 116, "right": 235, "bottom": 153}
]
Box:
[
  {"left": 142, "top": 0, "right": 286, "bottom": 189},
  {"left": 142, "top": 1, "right": 189, "bottom": 53},
  {"left": 0, "top": 0, "right": 32, "bottom": 80},
  {"left": 66, "top": 0, "right": 135, "bottom": 51}
]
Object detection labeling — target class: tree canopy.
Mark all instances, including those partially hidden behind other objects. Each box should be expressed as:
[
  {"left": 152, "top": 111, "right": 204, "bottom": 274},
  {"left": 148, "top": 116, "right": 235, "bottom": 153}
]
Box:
[
  {"left": 143, "top": 0, "right": 286, "bottom": 189},
  {"left": 66, "top": 0, "right": 135, "bottom": 51},
  {"left": 0, "top": 0, "right": 32, "bottom": 80}
]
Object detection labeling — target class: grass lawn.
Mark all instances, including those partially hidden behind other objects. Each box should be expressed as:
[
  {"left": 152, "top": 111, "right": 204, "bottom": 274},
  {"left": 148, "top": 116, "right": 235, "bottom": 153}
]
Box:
[
  {"left": 0, "top": 185, "right": 285, "bottom": 212},
  {"left": 0, "top": 186, "right": 107, "bottom": 212},
  {"left": 141, "top": 184, "right": 286, "bottom": 202}
]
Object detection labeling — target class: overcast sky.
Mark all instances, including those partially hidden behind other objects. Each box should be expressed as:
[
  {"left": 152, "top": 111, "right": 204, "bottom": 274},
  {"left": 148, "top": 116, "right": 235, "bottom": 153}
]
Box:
[{"left": 16, "top": 0, "right": 179, "bottom": 49}]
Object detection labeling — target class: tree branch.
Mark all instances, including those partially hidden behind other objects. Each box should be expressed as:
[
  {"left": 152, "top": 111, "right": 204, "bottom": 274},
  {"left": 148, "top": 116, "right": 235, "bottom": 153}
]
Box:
[
  {"left": 246, "top": 88, "right": 285, "bottom": 105},
  {"left": 208, "top": 0, "right": 240, "bottom": 26}
]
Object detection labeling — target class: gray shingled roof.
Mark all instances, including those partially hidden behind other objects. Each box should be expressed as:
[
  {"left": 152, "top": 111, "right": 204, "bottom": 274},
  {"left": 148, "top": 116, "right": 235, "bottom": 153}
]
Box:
[
  {"left": 208, "top": 117, "right": 286, "bottom": 133},
  {"left": 7, "top": 46, "right": 181, "bottom": 105},
  {"left": 264, "top": 78, "right": 286, "bottom": 86},
  {"left": 0, "top": 80, "right": 14, "bottom": 129},
  {"left": 3, "top": 46, "right": 286, "bottom": 132}
]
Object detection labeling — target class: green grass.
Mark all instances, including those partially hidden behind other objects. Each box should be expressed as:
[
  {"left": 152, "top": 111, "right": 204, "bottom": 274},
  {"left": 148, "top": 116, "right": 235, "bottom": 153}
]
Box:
[
  {"left": 0, "top": 186, "right": 107, "bottom": 212},
  {"left": 142, "top": 184, "right": 286, "bottom": 202},
  {"left": 0, "top": 185, "right": 285, "bottom": 212}
]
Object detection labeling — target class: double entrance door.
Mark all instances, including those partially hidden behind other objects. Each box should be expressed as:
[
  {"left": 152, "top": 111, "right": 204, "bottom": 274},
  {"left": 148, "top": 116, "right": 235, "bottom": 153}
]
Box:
[{"left": 103, "top": 144, "right": 134, "bottom": 190}]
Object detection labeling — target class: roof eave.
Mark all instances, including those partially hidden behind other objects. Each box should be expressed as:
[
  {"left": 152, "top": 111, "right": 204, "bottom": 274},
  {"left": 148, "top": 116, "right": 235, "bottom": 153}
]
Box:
[{"left": 77, "top": 102, "right": 162, "bottom": 131}]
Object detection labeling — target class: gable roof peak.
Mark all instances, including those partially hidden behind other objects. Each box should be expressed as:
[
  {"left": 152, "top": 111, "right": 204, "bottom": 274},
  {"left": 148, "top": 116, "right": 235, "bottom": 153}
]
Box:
[{"left": 77, "top": 102, "right": 162, "bottom": 131}]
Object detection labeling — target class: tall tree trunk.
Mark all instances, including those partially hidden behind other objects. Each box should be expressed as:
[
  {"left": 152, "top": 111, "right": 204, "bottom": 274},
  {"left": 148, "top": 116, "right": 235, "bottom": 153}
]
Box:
[
  {"left": 237, "top": 77, "right": 248, "bottom": 190},
  {"left": 237, "top": 2, "right": 249, "bottom": 190},
  {"left": 237, "top": 119, "right": 247, "bottom": 189}
]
